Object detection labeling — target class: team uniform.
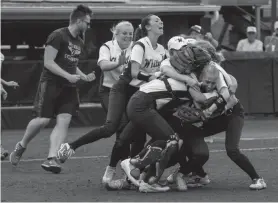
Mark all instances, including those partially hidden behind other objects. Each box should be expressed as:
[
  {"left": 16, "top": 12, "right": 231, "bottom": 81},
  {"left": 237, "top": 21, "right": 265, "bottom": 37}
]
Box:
[
  {"left": 162, "top": 66, "right": 266, "bottom": 190},
  {"left": 97, "top": 40, "right": 133, "bottom": 112},
  {"left": 34, "top": 27, "right": 83, "bottom": 118},
  {"left": 58, "top": 36, "right": 166, "bottom": 185}
]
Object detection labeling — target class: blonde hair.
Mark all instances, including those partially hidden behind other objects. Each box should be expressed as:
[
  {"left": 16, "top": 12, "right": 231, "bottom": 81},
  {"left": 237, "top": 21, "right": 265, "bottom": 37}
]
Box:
[
  {"left": 200, "top": 61, "right": 219, "bottom": 81},
  {"left": 110, "top": 21, "right": 133, "bottom": 41}
]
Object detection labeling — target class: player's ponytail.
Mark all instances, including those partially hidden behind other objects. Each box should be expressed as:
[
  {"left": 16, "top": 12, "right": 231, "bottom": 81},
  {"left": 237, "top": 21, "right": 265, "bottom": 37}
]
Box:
[
  {"left": 133, "top": 14, "right": 153, "bottom": 42},
  {"left": 110, "top": 25, "right": 116, "bottom": 41}
]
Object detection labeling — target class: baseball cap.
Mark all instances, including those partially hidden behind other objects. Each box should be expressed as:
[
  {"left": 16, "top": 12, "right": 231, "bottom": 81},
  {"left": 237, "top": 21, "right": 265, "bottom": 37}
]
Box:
[
  {"left": 275, "top": 21, "right": 278, "bottom": 30},
  {"left": 167, "top": 36, "right": 189, "bottom": 50},
  {"left": 247, "top": 26, "right": 257, "bottom": 33}
]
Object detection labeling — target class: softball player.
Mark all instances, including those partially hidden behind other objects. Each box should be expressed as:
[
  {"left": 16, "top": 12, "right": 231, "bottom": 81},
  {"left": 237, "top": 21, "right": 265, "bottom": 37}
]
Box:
[{"left": 58, "top": 14, "right": 167, "bottom": 186}]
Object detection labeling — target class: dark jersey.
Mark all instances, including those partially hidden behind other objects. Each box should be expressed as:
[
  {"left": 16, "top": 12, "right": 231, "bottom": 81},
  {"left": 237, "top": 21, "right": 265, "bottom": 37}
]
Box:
[{"left": 40, "top": 27, "right": 84, "bottom": 86}]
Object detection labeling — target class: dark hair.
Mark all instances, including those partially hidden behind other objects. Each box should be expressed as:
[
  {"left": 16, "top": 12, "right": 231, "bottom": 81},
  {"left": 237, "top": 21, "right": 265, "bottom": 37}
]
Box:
[
  {"left": 133, "top": 14, "right": 154, "bottom": 41},
  {"left": 70, "top": 5, "right": 93, "bottom": 24}
]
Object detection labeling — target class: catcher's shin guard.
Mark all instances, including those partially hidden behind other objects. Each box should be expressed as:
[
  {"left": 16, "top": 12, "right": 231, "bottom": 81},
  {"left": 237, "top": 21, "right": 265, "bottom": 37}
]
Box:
[
  {"left": 130, "top": 140, "right": 166, "bottom": 169},
  {"left": 148, "top": 139, "right": 179, "bottom": 185}
]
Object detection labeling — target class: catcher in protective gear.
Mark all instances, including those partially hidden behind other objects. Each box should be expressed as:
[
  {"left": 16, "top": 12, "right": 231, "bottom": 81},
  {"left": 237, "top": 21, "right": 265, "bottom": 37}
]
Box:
[{"left": 169, "top": 44, "right": 212, "bottom": 75}]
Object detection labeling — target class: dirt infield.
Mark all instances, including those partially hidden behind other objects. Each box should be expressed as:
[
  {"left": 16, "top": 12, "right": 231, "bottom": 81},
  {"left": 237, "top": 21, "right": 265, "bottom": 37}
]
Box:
[{"left": 1, "top": 119, "right": 278, "bottom": 202}]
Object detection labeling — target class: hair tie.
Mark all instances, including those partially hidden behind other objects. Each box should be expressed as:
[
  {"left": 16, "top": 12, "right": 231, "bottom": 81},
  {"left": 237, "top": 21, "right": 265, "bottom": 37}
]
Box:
[{"left": 139, "top": 24, "right": 142, "bottom": 29}]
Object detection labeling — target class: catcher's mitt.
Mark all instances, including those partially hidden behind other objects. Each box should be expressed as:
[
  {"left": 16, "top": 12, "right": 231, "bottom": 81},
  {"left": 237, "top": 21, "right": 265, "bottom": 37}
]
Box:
[
  {"left": 169, "top": 44, "right": 211, "bottom": 75},
  {"left": 173, "top": 104, "right": 207, "bottom": 124}
]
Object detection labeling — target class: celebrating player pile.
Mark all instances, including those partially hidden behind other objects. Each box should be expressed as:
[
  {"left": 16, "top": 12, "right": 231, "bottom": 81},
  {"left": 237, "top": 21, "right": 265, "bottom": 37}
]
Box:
[{"left": 8, "top": 5, "right": 267, "bottom": 193}]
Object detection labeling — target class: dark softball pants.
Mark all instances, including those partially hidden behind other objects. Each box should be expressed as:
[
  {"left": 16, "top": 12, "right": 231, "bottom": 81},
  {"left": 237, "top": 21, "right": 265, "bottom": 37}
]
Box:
[{"left": 69, "top": 79, "right": 146, "bottom": 167}]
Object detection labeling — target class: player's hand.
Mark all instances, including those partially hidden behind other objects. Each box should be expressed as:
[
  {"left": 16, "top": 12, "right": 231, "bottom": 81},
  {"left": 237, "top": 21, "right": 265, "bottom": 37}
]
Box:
[
  {"left": 5, "top": 81, "right": 19, "bottom": 88},
  {"left": 204, "top": 32, "right": 213, "bottom": 40},
  {"left": 66, "top": 74, "right": 81, "bottom": 83},
  {"left": 86, "top": 72, "right": 96, "bottom": 82},
  {"left": 1, "top": 86, "right": 8, "bottom": 100},
  {"left": 203, "top": 108, "right": 213, "bottom": 119},
  {"left": 118, "top": 50, "right": 127, "bottom": 66}
]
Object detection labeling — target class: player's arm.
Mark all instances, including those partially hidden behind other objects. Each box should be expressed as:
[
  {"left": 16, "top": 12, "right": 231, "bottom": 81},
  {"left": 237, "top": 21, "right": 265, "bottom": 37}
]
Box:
[
  {"left": 98, "top": 45, "right": 120, "bottom": 71},
  {"left": 44, "top": 31, "right": 81, "bottom": 83},
  {"left": 1, "top": 83, "right": 8, "bottom": 100},
  {"left": 1, "top": 78, "right": 8, "bottom": 86},
  {"left": 99, "top": 46, "right": 127, "bottom": 72},
  {"left": 44, "top": 46, "right": 72, "bottom": 80},
  {"left": 76, "top": 67, "right": 86, "bottom": 78},
  {"left": 214, "top": 63, "right": 232, "bottom": 87},
  {"left": 160, "top": 64, "right": 199, "bottom": 88},
  {"left": 203, "top": 73, "right": 231, "bottom": 116},
  {"left": 229, "top": 74, "right": 238, "bottom": 94},
  {"left": 188, "top": 87, "right": 207, "bottom": 103},
  {"left": 130, "top": 44, "right": 152, "bottom": 81},
  {"left": 76, "top": 67, "right": 96, "bottom": 82}
]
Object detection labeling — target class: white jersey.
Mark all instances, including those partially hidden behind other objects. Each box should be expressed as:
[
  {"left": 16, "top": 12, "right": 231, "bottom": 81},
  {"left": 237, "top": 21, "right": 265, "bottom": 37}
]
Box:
[
  {"left": 98, "top": 40, "right": 133, "bottom": 88},
  {"left": 140, "top": 58, "right": 190, "bottom": 109},
  {"left": 129, "top": 36, "right": 166, "bottom": 87}
]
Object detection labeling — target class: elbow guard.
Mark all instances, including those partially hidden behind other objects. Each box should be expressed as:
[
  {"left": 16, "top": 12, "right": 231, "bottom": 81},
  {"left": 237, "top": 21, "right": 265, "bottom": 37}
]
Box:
[{"left": 137, "top": 71, "right": 151, "bottom": 82}]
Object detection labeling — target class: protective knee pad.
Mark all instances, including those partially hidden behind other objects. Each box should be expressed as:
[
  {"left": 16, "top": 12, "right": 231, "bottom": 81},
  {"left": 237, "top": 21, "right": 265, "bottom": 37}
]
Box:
[
  {"left": 155, "top": 140, "right": 179, "bottom": 179},
  {"left": 129, "top": 140, "right": 167, "bottom": 169}
]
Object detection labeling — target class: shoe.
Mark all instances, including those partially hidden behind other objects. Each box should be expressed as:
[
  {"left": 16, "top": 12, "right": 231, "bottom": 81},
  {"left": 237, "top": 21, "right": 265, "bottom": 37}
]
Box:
[
  {"left": 139, "top": 181, "right": 170, "bottom": 193},
  {"left": 166, "top": 173, "right": 175, "bottom": 184},
  {"left": 102, "top": 166, "right": 116, "bottom": 184},
  {"left": 9, "top": 142, "right": 26, "bottom": 166},
  {"left": 204, "top": 137, "right": 214, "bottom": 143},
  {"left": 1, "top": 146, "right": 9, "bottom": 160},
  {"left": 175, "top": 172, "right": 188, "bottom": 191},
  {"left": 121, "top": 158, "right": 140, "bottom": 187},
  {"left": 105, "top": 179, "right": 137, "bottom": 190},
  {"left": 41, "top": 158, "right": 62, "bottom": 174},
  {"left": 166, "top": 167, "right": 180, "bottom": 184},
  {"left": 187, "top": 174, "right": 210, "bottom": 188},
  {"left": 57, "top": 143, "right": 75, "bottom": 163},
  {"left": 249, "top": 178, "right": 267, "bottom": 190}
]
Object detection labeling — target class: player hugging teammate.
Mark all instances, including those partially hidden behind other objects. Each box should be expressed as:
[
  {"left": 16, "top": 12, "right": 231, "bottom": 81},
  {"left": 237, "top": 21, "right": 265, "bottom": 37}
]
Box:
[{"left": 7, "top": 6, "right": 267, "bottom": 193}]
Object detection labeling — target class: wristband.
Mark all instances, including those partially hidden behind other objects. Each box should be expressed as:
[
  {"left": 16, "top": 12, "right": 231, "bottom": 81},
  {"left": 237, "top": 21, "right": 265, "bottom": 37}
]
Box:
[
  {"left": 214, "top": 95, "right": 227, "bottom": 110},
  {"left": 137, "top": 71, "right": 151, "bottom": 82}
]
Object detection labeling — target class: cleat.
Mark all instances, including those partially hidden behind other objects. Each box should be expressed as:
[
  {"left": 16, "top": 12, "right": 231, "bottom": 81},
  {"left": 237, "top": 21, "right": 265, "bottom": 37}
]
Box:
[
  {"left": 249, "top": 178, "right": 267, "bottom": 190},
  {"left": 105, "top": 179, "right": 137, "bottom": 191},
  {"left": 175, "top": 172, "right": 188, "bottom": 191},
  {"left": 57, "top": 143, "right": 75, "bottom": 163},
  {"left": 139, "top": 181, "right": 170, "bottom": 193},
  {"left": 1, "top": 146, "right": 9, "bottom": 160},
  {"left": 41, "top": 158, "right": 62, "bottom": 174},
  {"left": 102, "top": 166, "right": 116, "bottom": 184},
  {"left": 121, "top": 158, "right": 140, "bottom": 187},
  {"left": 204, "top": 137, "right": 214, "bottom": 143},
  {"left": 9, "top": 142, "right": 26, "bottom": 166},
  {"left": 186, "top": 174, "right": 210, "bottom": 188}
]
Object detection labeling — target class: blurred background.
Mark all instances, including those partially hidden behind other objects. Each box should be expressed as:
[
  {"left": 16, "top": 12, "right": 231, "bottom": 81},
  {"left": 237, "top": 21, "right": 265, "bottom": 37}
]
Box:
[{"left": 1, "top": 0, "right": 278, "bottom": 129}]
